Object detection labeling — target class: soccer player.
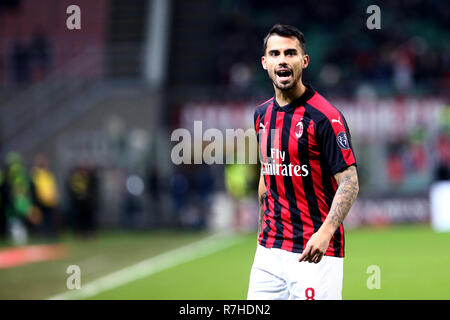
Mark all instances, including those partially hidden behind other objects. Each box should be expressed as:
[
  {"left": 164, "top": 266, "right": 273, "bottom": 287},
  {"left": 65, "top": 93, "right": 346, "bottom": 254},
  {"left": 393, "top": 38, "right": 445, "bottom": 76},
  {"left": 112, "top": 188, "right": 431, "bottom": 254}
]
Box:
[{"left": 247, "top": 24, "right": 359, "bottom": 300}]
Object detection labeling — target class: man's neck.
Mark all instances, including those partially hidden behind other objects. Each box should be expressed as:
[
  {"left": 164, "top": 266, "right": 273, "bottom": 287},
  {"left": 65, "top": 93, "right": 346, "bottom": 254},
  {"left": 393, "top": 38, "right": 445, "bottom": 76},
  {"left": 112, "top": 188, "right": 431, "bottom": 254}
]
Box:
[{"left": 275, "top": 82, "right": 306, "bottom": 107}]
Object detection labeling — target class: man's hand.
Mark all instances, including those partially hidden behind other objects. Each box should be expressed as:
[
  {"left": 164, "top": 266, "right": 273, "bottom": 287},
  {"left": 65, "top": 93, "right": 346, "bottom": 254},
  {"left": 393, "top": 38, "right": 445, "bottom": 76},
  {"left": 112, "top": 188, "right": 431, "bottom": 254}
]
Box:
[{"left": 298, "top": 230, "right": 332, "bottom": 263}]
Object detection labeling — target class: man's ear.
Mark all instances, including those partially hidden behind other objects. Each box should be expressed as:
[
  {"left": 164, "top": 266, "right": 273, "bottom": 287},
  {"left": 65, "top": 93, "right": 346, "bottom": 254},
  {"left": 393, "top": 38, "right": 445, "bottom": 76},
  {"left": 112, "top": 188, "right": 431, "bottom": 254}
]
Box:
[
  {"left": 302, "top": 54, "right": 310, "bottom": 69},
  {"left": 261, "top": 56, "right": 267, "bottom": 70}
]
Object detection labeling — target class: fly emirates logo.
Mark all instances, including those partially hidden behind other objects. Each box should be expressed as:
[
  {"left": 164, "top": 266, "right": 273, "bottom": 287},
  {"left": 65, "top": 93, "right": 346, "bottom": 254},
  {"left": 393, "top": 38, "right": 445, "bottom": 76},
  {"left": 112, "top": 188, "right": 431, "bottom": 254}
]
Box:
[{"left": 261, "top": 148, "right": 309, "bottom": 177}]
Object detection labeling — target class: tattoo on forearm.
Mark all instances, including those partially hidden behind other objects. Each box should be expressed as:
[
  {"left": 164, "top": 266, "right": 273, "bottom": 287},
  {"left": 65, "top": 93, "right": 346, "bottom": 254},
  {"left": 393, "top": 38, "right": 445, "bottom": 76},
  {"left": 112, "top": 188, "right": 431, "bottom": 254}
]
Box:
[
  {"left": 258, "top": 192, "right": 268, "bottom": 235},
  {"left": 327, "top": 167, "right": 359, "bottom": 229}
]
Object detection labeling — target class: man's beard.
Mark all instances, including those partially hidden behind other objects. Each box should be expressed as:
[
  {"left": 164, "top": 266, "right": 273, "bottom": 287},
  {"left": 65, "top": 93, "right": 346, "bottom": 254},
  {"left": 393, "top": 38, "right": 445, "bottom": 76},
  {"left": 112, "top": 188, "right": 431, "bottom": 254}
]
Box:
[{"left": 273, "top": 77, "right": 298, "bottom": 91}]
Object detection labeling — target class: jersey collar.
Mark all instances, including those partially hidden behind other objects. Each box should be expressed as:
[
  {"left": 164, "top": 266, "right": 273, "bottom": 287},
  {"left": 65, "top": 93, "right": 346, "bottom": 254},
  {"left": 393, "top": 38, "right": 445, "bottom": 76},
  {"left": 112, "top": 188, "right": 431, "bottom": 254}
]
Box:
[{"left": 273, "top": 84, "right": 315, "bottom": 112}]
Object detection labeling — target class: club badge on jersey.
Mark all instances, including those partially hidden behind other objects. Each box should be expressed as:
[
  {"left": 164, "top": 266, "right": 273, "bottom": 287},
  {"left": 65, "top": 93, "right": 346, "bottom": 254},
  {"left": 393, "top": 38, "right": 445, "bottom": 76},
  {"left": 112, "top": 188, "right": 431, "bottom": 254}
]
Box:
[{"left": 294, "top": 120, "right": 304, "bottom": 139}]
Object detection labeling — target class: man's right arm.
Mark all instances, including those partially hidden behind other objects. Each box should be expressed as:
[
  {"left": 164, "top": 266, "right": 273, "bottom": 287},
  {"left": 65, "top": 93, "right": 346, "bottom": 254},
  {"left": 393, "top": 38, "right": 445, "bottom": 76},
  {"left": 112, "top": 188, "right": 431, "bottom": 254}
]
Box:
[{"left": 257, "top": 174, "right": 267, "bottom": 237}]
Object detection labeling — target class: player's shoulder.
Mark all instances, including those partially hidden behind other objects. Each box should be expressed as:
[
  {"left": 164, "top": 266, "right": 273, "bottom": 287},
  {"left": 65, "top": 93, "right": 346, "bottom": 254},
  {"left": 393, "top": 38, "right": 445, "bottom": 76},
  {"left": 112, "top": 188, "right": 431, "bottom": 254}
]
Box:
[
  {"left": 306, "top": 90, "right": 343, "bottom": 123},
  {"left": 254, "top": 97, "right": 274, "bottom": 116}
]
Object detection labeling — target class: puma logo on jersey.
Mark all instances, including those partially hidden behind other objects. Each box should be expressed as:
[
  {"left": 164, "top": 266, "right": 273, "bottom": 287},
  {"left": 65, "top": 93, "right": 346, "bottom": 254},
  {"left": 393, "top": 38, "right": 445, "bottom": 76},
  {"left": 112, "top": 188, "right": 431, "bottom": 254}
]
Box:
[
  {"left": 259, "top": 122, "right": 269, "bottom": 132},
  {"left": 332, "top": 117, "right": 343, "bottom": 126}
]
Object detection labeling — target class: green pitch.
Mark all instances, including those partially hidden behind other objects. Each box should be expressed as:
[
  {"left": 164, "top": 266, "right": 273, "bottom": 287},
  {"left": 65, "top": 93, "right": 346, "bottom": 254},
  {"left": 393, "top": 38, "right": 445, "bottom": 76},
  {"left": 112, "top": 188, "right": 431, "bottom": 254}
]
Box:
[{"left": 0, "top": 224, "right": 449, "bottom": 299}]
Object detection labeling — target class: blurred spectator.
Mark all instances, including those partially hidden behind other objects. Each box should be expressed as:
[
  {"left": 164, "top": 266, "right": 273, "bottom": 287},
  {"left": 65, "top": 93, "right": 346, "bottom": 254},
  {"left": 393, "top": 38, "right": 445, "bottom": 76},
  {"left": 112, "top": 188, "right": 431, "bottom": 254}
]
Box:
[
  {"left": 408, "top": 125, "right": 428, "bottom": 173},
  {"left": 2, "top": 152, "right": 34, "bottom": 244},
  {"left": 189, "top": 164, "right": 214, "bottom": 229},
  {"left": 434, "top": 108, "right": 450, "bottom": 181},
  {"left": 169, "top": 163, "right": 215, "bottom": 229},
  {"left": 224, "top": 162, "right": 256, "bottom": 231},
  {"left": 146, "top": 164, "right": 162, "bottom": 227},
  {"left": 30, "top": 154, "right": 59, "bottom": 238},
  {"left": 121, "top": 173, "right": 145, "bottom": 229},
  {"left": 66, "top": 163, "right": 99, "bottom": 238},
  {"left": 386, "top": 143, "right": 405, "bottom": 187},
  {"left": 169, "top": 165, "right": 190, "bottom": 228},
  {"left": 10, "top": 40, "right": 31, "bottom": 84},
  {"left": 393, "top": 46, "right": 415, "bottom": 94},
  {"left": 230, "top": 62, "right": 253, "bottom": 88},
  {"left": 0, "top": 168, "right": 6, "bottom": 239},
  {"left": 29, "top": 31, "right": 51, "bottom": 82},
  {"left": 434, "top": 131, "right": 450, "bottom": 181}
]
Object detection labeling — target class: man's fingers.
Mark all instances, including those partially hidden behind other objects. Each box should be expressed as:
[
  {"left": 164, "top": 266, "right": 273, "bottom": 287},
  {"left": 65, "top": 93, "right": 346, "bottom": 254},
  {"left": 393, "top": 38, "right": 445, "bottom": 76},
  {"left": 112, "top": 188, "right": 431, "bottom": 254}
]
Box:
[
  {"left": 312, "top": 252, "right": 323, "bottom": 264},
  {"left": 299, "top": 245, "right": 311, "bottom": 262},
  {"left": 298, "top": 250, "right": 309, "bottom": 262},
  {"left": 309, "top": 250, "right": 319, "bottom": 263},
  {"left": 316, "top": 253, "right": 324, "bottom": 263},
  {"left": 304, "top": 249, "right": 324, "bottom": 264}
]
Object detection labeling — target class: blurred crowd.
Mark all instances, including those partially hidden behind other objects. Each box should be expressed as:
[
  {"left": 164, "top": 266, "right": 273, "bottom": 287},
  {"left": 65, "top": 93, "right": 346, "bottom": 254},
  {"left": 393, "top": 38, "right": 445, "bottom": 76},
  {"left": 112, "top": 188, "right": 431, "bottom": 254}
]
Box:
[
  {"left": 0, "top": 149, "right": 225, "bottom": 245},
  {"left": 0, "top": 152, "right": 100, "bottom": 244},
  {"left": 0, "top": 147, "right": 262, "bottom": 244},
  {"left": 214, "top": 0, "right": 450, "bottom": 97},
  {"left": 386, "top": 122, "right": 450, "bottom": 191},
  {"left": 1, "top": 0, "right": 448, "bottom": 97}
]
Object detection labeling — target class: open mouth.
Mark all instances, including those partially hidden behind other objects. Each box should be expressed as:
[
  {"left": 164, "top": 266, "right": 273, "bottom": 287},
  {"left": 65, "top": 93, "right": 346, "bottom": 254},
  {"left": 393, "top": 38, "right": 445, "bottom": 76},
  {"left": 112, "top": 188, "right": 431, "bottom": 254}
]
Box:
[{"left": 276, "top": 69, "right": 292, "bottom": 82}]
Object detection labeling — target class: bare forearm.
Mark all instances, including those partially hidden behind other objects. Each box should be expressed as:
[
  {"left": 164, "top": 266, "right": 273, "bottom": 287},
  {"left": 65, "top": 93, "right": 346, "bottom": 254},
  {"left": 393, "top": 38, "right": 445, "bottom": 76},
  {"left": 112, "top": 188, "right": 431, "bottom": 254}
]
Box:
[
  {"left": 257, "top": 175, "right": 267, "bottom": 236},
  {"left": 299, "top": 165, "right": 359, "bottom": 263},
  {"left": 258, "top": 192, "right": 267, "bottom": 234},
  {"left": 320, "top": 165, "right": 359, "bottom": 237}
]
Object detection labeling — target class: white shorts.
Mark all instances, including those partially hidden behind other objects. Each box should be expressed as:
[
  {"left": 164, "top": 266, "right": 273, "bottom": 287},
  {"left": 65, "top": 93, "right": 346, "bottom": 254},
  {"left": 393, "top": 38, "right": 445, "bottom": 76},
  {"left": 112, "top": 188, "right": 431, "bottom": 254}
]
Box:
[{"left": 247, "top": 245, "right": 344, "bottom": 300}]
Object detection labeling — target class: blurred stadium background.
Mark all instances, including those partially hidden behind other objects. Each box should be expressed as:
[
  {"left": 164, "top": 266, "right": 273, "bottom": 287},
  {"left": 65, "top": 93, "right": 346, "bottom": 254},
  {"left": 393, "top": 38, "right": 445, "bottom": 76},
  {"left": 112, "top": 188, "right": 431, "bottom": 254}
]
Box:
[{"left": 0, "top": 0, "right": 449, "bottom": 300}]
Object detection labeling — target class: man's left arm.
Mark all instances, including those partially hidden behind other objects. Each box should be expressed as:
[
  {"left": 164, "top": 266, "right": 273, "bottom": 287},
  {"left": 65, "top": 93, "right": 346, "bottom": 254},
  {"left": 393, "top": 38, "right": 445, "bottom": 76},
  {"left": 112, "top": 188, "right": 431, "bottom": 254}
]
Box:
[{"left": 299, "top": 165, "right": 359, "bottom": 263}]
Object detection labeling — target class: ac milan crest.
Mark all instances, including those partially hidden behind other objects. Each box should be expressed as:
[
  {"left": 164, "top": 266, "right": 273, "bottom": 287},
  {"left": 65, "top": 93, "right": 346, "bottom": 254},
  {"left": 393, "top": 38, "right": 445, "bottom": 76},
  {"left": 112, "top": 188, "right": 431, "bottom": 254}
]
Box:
[{"left": 295, "top": 121, "right": 304, "bottom": 138}]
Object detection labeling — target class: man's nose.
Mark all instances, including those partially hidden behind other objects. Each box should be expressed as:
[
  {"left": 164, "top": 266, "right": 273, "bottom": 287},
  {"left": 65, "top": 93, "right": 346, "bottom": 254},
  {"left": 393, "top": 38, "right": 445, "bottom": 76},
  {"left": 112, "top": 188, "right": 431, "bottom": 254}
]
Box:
[
  {"left": 278, "top": 54, "right": 288, "bottom": 64},
  {"left": 278, "top": 59, "right": 289, "bottom": 68}
]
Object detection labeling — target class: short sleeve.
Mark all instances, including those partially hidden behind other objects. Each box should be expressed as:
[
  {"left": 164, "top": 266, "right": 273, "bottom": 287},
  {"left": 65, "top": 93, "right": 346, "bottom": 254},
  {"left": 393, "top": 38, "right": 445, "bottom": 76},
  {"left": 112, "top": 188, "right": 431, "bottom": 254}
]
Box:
[
  {"left": 254, "top": 109, "right": 261, "bottom": 136},
  {"left": 317, "top": 111, "right": 357, "bottom": 175}
]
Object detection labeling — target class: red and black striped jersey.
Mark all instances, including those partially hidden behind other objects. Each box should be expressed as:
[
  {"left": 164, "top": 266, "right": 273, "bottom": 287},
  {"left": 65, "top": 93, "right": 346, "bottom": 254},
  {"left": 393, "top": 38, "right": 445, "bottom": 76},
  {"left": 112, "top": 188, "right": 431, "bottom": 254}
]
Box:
[{"left": 254, "top": 84, "right": 356, "bottom": 257}]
